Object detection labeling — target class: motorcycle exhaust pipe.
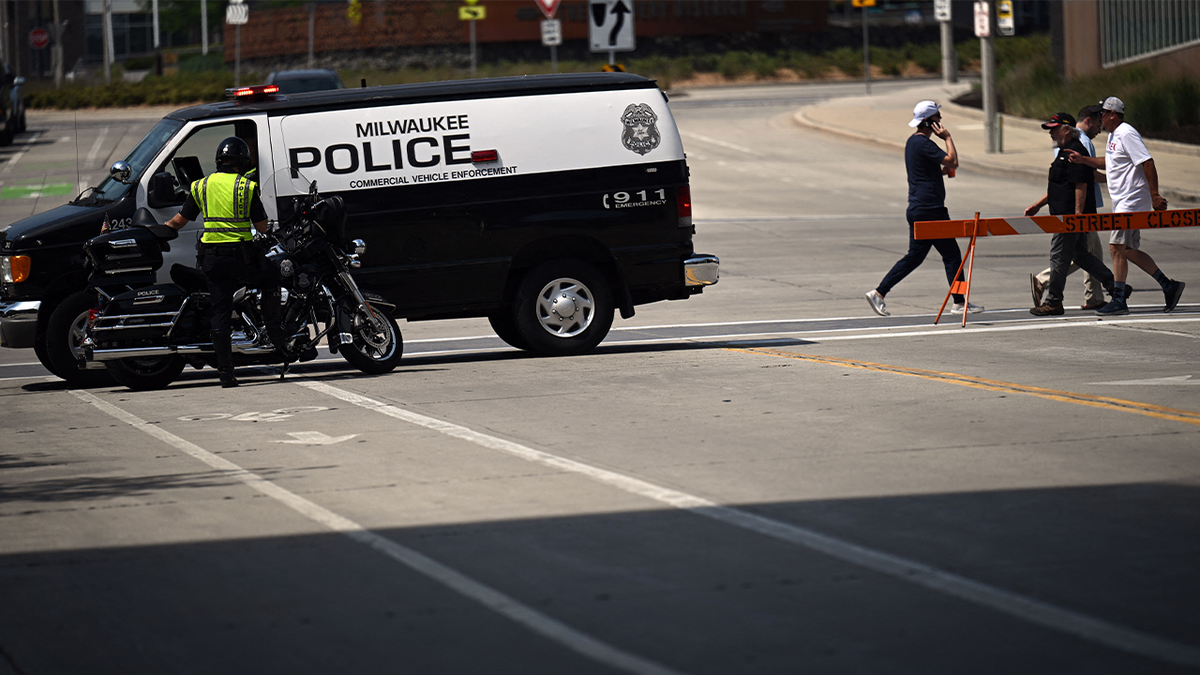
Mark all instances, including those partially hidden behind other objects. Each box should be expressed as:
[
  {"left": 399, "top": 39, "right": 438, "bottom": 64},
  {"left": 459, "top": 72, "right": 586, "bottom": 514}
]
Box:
[{"left": 86, "top": 342, "right": 276, "bottom": 362}]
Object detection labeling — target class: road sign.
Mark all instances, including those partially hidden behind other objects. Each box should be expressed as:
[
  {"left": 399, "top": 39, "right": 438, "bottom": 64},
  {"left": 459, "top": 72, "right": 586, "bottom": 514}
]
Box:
[
  {"left": 535, "top": 0, "right": 561, "bottom": 19},
  {"left": 997, "top": 0, "right": 1015, "bottom": 36},
  {"left": 28, "top": 27, "right": 49, "bottom": 50},
  {"left": 589, "top": 0, "right": 634, "bottom": 53},
  {"left": 934, "top": 0, "right": 951, "bottom": 21},
  {"left": 459, "top": 5, "right": 486, "bottom": 20},
  {"left": 225, "top": 3, "right": 248, "bottom": 25},
  {"left": 541, "top": 19, "right": 562, "bottom": 46},
  {"left": 973, "top": 1, "right": 990, "bottom": 38}
]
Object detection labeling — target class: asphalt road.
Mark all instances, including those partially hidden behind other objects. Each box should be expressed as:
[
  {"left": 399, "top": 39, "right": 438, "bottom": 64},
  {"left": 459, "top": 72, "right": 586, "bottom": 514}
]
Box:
[{"left": 2, "top": 81, "right": 1199, "bottom": 675}]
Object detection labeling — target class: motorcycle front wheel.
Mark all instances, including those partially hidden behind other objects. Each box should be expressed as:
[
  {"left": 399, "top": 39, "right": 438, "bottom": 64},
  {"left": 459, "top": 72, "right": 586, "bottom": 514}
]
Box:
[
  {"left": 338, "top": 302, "right": 403, "bottom": 375},
  {"left": 106, "top": 355, "right": 186, "bottom": 391}
]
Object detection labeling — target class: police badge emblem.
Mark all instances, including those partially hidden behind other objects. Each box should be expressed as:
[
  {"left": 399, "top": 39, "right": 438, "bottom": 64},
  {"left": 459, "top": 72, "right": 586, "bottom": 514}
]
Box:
[{"left": 621, "top": 103, "right": 661, "bottom": 156}]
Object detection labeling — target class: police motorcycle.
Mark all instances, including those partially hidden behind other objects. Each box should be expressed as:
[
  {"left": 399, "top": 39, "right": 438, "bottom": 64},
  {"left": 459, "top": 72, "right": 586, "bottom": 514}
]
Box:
[{"left": 80, "top": 169, "right": 403, "bottom": 390}]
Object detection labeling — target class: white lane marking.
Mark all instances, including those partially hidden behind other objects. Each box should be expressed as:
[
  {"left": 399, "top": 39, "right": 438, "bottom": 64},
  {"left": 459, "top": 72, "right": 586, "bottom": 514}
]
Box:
[
  {"left": 85, "top": 127, "right": 109, "bottom": 167},
  {"left": 2, "top": 132, "right": 43, "bottom": 174},
  {"left": 7, "top": 314, "right": 1198, "bottom": 374},
  {"left": 1091, "top": 375, "right": 1200, "bottom": 386},
  {"left": 275, "top": 431, "right": 358, "bottom": 445},
  {"left": 296, "top": 379, "right": 1200, "bottom": 668},
  {"left": 677, "top": 130, "right": 756, "bottom": 155},
  {"left": 69, "top": 389, "right": 685, "bottom": 675}
]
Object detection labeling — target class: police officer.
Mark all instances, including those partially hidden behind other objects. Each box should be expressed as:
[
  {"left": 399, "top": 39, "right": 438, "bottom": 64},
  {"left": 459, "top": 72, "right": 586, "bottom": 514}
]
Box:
[{"left": 165, "top": 137, "right": 283, "bottom": 387}]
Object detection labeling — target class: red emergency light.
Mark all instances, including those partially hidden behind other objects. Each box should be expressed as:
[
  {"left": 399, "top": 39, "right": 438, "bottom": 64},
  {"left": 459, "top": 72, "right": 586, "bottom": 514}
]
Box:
[
  {"left": 471, "top": 149, "right": 499, "bottom": 163},
  {"left": 224, "top": 84, "right": 281, "bottom": 101}
]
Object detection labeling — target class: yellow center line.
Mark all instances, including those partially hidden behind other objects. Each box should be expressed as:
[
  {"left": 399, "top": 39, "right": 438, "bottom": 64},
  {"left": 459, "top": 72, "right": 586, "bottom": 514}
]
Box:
[{"left": 727, "top": 347, "right": 1200, "bottom": 427}]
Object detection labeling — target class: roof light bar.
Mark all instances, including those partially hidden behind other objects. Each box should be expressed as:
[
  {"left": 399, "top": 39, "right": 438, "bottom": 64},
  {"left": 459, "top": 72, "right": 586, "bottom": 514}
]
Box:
[{"left": 224, "top": 84, "right": 281, "bottom": 101}]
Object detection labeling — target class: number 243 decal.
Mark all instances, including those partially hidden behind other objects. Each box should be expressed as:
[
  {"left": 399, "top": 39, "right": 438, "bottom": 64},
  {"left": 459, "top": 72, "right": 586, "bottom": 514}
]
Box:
[{"left": 602, "top": 189, "right": 668, "bottom": 210}]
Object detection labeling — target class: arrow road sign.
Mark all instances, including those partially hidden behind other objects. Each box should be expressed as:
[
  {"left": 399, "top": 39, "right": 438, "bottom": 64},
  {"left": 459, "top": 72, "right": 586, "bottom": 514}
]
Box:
[
  {"left": 589, "top": 0, "right": 635, "bottom": 53},
  {"left": 276, "top": 431, "right": 359, "bottom": 445}
]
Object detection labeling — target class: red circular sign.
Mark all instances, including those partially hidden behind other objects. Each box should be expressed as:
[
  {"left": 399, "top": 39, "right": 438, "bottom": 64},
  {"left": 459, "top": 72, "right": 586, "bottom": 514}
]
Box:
[{"left": 29, "top": 28, "right": 50, "bottom": 50}]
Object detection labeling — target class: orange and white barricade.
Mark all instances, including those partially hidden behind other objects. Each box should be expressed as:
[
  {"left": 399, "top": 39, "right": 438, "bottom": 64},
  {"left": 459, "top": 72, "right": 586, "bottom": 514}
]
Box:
[{"left": 915, "top": 208, "right": 1200, "bottom": 326}]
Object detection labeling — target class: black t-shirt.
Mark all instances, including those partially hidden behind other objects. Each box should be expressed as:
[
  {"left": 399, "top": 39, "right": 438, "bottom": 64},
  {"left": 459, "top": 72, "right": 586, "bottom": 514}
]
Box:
[
  {"left": 905, "top": 134, "right": 947, "bottom": 214},
  {"left": 1046, "top": 137, "right": 1096, "bottom": 215},
  {"left": 179, "top": 173, "right": 268, "bottom": 224}
]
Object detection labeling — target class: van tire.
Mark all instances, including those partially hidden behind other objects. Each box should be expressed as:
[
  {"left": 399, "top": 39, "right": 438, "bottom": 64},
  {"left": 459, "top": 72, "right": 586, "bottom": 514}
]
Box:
[
  {"left": 513, "top": 259, "right": 614, "bottom": 357},
  {"left": 488, "top": 311, "right": 531, "bottom": 351},
  {"left": 45, "top": 292, "right": 115, "bottom": 388}
]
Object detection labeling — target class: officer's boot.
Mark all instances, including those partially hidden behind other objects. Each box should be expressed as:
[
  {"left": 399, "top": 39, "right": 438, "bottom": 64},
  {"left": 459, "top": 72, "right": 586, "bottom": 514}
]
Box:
[
  {"left": 261, "top": 287, "right": 290, "bottom": 358},
  {"left": 212, "top": 330, "right": 238, "bottom": 388}
]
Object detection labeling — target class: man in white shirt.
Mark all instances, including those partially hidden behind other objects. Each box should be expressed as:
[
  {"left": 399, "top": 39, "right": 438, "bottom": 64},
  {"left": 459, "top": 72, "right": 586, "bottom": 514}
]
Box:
[
  {"left": 1031, "top": 104, "right": 1107, "bottom": 310},
  {"left": 1066, "top": 96, "right": 1185, "bottom": 315}
]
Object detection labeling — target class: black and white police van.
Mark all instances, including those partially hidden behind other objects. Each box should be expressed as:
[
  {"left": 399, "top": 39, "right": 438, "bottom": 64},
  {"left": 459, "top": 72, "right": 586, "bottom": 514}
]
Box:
[{"left": 0, "top": 72, "right": 718, "bottom": 385}]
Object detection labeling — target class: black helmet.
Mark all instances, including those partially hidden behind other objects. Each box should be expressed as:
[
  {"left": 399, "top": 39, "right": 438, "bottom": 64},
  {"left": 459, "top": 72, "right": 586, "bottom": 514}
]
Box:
[{"left": 215, "top": 136, "right": 252, "bottom": 172}]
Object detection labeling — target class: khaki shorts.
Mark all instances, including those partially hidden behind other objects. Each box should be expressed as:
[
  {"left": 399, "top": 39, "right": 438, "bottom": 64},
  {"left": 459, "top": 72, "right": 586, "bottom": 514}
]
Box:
[{"left": 1109, "top": 229, "right": 1140, "bottom": 249}]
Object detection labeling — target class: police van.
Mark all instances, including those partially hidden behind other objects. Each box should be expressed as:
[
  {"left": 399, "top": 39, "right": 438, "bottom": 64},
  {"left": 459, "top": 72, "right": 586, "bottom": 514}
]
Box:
[{"left": 0, "top": 72, "right": 718, "bottom": 385}]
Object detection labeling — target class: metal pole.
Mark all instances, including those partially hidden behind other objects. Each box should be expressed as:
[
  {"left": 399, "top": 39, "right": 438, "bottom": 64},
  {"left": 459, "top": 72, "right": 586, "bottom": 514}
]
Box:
[
  {"left": 102, "top": 0, "right": 112, "bottom": 85},
  {"left": 235, "top": 24, "right": 241, "bottom": 87},
  {"left": 53, "top": 0, "right": 63, "bottom": 88},
  {"left": 861, "top": 3, "right": 871, "bottom": 95},
  {"left": 940, "top": 18, "right": 957, "bottom": 84},
  {"left": 201, "top": 0, "right": 208, "bottom": 55},
  {"left": 982, "top": 2, "right": 998, "bottom": 153},
  {"left": 469, "top": 19, "right": 476, "bottom": 77},
  {"left": 308, "top": 2, "right": 315, "bottom": 68},
  {"left": 609, "top": 50, "right": 615, "bottom": 66},
  {"left": 551, "top": 45, "right": 557, "bottom": 74},
  {"left": 152, "top": 0, "right": 159, "bottom": 49}
]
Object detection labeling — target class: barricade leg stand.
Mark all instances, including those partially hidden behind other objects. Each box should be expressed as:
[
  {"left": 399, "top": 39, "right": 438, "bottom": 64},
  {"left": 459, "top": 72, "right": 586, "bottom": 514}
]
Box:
[{"left": 935, "top": 212, "right": 981, "bottom": 326}]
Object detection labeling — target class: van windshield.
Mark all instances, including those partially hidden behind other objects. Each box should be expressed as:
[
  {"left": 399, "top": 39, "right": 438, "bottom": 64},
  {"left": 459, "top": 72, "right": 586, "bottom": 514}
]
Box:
[{"left": 72, "top": 118, "right": 183, "bottom": 205}]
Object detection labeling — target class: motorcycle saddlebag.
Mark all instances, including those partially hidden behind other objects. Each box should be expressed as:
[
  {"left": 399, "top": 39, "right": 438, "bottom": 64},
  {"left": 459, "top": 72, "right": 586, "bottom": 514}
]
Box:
[
  {"left": 85, "top": 226, "right": 167, "bottom": 279},
  {"left": 92, "top": 284, "right": 189, "bottom": 343}
]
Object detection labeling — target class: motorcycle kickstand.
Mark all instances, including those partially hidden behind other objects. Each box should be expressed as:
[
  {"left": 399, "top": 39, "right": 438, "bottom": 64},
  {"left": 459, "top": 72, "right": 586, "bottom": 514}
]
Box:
[{"left": 278, "top": 359, "right": 292, "bottom": 380}]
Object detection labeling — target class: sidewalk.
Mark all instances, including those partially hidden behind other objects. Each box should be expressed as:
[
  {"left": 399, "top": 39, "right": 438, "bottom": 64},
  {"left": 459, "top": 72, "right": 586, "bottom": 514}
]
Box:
[{"left": 795, "top": 79, "right": 1200, "bottom": 205}]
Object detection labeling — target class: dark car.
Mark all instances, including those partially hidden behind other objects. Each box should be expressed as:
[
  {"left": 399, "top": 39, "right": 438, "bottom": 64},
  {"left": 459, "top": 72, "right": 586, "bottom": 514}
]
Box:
[{"left": 263, "top": 69, "right": 344, "bottom": 95}]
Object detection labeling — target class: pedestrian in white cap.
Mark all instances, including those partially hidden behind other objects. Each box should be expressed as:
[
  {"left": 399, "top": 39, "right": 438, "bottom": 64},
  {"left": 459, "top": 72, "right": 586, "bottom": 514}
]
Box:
[
  {"left": 865, "top": 101, "right": 982, "bottom": 317},
  {"left": 1065, "top": 96, "right": 1185, "bottom": 315}
]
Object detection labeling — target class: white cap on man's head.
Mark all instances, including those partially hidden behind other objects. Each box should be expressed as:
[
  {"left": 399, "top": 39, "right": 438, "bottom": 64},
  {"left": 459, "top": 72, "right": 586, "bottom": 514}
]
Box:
[
  {"left": 909, "top": 100, "right": 941, "bottom": 127},
  {"left": 1100, "top": 96, "right": 1125, "bottom": 114}
]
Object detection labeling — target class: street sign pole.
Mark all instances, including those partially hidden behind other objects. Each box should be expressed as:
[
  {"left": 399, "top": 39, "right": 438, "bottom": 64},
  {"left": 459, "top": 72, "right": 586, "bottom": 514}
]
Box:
[
  {"left": 977, "top": 1, "right": 998, "bottom": 154},
  {"left": 861, "top": 4, "right": 870, "bottom": 95},
  {"left": 936, "top": 0, "right": 956, "bottom": 84}
]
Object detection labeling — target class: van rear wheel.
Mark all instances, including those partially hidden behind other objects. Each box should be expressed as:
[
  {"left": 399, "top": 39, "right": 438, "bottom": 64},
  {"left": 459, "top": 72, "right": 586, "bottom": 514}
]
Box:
[{"left": 513, "top": 259, "right": 614, "bottom": 357}]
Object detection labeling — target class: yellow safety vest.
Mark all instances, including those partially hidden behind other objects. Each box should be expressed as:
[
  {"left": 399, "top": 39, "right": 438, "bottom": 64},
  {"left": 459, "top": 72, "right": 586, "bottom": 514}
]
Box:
[{"left": 192, "top": 172, "right": 256, "bottom": 244}]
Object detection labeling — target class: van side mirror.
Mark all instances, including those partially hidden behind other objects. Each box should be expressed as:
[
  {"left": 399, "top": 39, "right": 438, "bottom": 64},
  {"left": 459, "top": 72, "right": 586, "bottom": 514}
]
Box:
[{"left": 147, "top": 171, "right": 184, "bottom": 208}]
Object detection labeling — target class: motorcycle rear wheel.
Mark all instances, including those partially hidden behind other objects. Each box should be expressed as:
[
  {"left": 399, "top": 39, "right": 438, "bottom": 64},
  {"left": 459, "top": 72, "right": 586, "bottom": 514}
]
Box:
[
  {"left": 106, "top": 355, "right": 186, "bottom": 391},
  {"left": 339, "top": 303, "right": 403, "bottom": 375}
]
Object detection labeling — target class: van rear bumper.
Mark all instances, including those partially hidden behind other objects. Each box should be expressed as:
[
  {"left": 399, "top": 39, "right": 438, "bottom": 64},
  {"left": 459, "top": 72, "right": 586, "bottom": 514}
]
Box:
[
  {"left": 0, "top": 300, "right": 40, "bottom": 348},
  {"left": 684, "top": 254, "right": 719, "bottom": 287}
]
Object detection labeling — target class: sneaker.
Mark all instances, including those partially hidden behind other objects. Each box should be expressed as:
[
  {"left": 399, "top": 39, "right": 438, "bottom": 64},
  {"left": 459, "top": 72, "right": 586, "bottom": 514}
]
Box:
[
  {"left": 1030, "top": 300, "right": 1064, "bottom": 316},
  {"left": 1163, "top": 279, "right": 1185, "bottom": 312},
  {"left": 219, "top": 371, "right": 239, "bottom": 388},
  {"left": 1030, "top": 273, "right": 1044, "bottom": 306},
  {"left": 951, "top": 302, "right": 983, "bottom": 314},
  {"left": 1095, "top": 297, "right": 1129, "bottom": 316},
  {"left": 865, "top": 289, "right": 889, "bottom": 316}
]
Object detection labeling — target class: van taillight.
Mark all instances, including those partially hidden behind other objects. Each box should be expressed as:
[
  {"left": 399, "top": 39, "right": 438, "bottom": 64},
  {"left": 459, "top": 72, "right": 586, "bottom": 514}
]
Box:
[
  {"left": 677, "top": 185, "right": 692, "bottom": 228},
  {"left": 471, "top": 149, "right": 499, "bottom": 163}
]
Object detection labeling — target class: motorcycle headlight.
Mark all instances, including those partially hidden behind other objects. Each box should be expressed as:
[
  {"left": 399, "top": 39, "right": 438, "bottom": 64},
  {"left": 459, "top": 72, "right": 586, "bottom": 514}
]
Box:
[{"left": 351, "top": 239, "right": 366, "bottom": 256}]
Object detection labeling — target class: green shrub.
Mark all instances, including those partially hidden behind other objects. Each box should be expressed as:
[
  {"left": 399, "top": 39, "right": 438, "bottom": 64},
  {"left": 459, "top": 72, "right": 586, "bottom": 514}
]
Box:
[{"left": 827, "top": 47, "right": 863, "bottom": 77}]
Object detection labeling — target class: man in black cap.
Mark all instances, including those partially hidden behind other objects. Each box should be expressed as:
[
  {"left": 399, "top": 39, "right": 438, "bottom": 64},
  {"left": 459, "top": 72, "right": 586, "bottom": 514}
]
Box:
[{"left": 1023, "top": 112, "right": 1115, "bottom": 316}]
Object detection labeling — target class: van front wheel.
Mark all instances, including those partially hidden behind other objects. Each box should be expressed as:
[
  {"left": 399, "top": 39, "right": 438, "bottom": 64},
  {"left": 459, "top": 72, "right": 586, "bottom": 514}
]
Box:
[{"left": 513, "top": 260, "right": 614, "bottom": 357}]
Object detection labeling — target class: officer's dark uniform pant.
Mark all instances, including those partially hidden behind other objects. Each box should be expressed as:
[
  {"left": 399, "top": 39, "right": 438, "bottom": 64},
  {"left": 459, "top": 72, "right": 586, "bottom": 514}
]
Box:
[{"left": 200, "top": 243, "right": 281, "bottom": 373}]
